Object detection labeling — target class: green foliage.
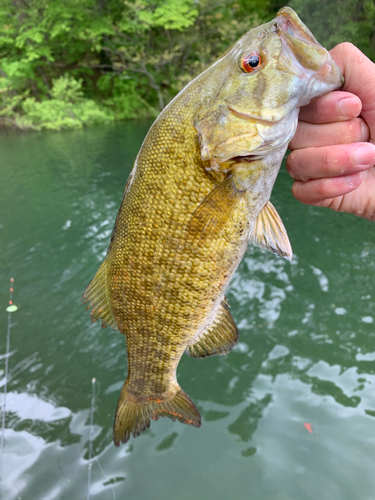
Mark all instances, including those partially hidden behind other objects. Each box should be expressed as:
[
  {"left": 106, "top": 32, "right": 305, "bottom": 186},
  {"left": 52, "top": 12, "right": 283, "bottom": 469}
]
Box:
[
  {"left": 137, "top": 0, "right": 198, "bottom": 30},
  {"left": 289, "top": 0, "right": 375, "bottom": 60},
  {"left": 98, "top": 76, "right": 157, "bottom": 120},
  {"left": 3, "top": 76, "right": 113, "bottom": 130},
  {"left": 0, "top": 0, "right": 373, "bottom": 131},
  {"left": 50, "top": 75, "right": 84, "bottom": 101},
  {"left": 19, "top": 96, "right": 111, "bottom": 131}
]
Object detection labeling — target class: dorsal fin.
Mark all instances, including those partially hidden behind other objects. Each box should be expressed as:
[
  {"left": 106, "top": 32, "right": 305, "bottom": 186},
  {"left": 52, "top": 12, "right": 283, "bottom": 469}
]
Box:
[
  {"left": 82, "top": 258, "right": 118, "bottom": 330},
  {"left": 185, "top": 299, "right": 238, "bottom": 358},
  {"left": 249, "top": 200, "right": 293, "bottom": 262}
]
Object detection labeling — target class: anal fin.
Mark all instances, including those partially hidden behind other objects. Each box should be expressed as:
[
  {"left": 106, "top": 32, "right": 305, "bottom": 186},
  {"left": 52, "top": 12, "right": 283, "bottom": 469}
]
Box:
[
  {"left": 186, "top": 299, "right": 238, "bottom": 358},
  {"left": 249, "top": 200, "right": 293, "bottom": 262},
  {"left": 82, "top": 258, "right": 118, "bottom": 330}
]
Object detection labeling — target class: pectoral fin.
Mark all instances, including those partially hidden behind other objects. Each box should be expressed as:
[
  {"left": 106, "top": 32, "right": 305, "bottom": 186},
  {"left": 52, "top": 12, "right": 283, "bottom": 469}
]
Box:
[
  {"left": 187, "top": 175, "right": 244, "bottom": 242},
  {"left": 249, "top": 201, "right": 293, "bottom": 261},
  {"left": 82, "top": 258, "right": 118, "bottom": 330},
  {"left": 186, "top": 299, "right": 238, "bottom": 358}
]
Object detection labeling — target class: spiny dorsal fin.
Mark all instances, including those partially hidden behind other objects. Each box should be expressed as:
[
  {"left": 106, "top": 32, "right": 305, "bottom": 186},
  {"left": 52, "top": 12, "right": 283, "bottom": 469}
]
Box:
[
  {"left": 82, "top": 258, "right": 118, "bottom": 331},
  {"left": 249, "top": 201, "right": 293, "bottom": 262},
  {"left": 187, "top": 175, "right": 244, "bottom": 242},
  {"left": 185, "top": 299, "right": 238, "bottom": 358}
]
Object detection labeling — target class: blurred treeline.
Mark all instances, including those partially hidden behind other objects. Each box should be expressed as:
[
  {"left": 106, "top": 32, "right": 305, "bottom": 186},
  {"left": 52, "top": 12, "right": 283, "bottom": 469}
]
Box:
[{"left": 1, "top": 0, "right": 374, "bottom": 131}]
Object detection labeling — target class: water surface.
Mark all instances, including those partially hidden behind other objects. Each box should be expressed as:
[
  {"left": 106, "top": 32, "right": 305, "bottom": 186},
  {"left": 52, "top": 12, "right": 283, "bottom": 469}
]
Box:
[{"left": 1, "top": 122, "right": 375, "bottom": 500}]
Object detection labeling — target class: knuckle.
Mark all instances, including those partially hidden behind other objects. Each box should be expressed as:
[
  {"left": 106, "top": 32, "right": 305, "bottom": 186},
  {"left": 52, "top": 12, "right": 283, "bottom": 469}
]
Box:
[
  {"left": 322, "top": 147, "right": 331, "bottom": 173},
  {"left": 315, "top": 199, "right": 331, "bottom": 207},
  {"left": 286, "top": 152, "right": 297, "bottom": 174},
  {"left": 288, "top": 133, "right": 299, "bottom": 151},
  {"left": 291, "top": 180, "right": 313, "bottom": 204},
  {"left": 340, "top": 42, "right": 356, "bottom": 53},
  {"left": 332, "top": 42, "right": 355, "bottom": 58},
  {"left": 291, "top": 181, "right": 303, "bottom": 200},
  {"left": 315, "top": 178, "right": 331, "bottom": 199},
  {"left": 332, "top": 43, "right": 369, "bottom": 71}
]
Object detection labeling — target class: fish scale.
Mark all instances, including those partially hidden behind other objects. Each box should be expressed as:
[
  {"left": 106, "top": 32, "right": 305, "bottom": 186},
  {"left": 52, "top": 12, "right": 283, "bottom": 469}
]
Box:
[{"left": 83, "top": 7, "right": 344, "bottom": 446}]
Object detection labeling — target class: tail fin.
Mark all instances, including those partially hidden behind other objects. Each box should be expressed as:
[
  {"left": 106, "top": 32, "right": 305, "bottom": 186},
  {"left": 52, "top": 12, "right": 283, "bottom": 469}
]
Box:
[{"left": 113, "top": 382, "right": 201, "bottom": 446}]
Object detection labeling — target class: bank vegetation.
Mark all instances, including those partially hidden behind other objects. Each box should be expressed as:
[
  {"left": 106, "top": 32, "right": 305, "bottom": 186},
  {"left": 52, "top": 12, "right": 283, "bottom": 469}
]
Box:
[{"left": 1, "top": 0, "right": 374, "bottom": 130}]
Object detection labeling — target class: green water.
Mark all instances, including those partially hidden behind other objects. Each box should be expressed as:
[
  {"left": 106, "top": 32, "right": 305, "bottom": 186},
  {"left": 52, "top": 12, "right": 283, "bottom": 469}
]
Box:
[{"left": 1, "top": 122, "right": 375, "bottom": 500}]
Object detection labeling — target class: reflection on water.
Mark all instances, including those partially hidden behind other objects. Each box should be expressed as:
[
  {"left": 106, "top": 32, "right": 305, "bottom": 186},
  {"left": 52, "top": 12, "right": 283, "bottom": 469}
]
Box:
[
  {"left": 4, "top": 390, "right": 123, "bottom": 500},
  {"left": 1, "top": 122, "right": 375, "bottom": 500}
]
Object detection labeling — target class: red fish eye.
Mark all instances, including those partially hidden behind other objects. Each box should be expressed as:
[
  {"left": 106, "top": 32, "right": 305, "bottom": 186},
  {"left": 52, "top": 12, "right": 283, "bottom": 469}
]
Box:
[{"left": 240, "top": 51, "right": 262, "bottom": 73}]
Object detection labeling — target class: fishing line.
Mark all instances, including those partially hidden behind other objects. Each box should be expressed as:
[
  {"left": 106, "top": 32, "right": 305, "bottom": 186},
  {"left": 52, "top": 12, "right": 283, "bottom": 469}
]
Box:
[
  {"left": 86, "top": 378, "right": 117, "bottom": 500},
  {"left": 87, "top": 377, "right": 96, "bottom": 500},
  {"left": 0, "top": 278, "right": 17, "bottom": 498},
  {"left": 95, "top": 458, "right": 116, "bottom": 500}
]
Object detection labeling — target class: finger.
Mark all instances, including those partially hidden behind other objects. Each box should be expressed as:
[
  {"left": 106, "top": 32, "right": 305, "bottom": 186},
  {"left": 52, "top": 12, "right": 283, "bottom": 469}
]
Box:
[
  {"left": 287, "top": 142, "right": 375, "bottom": 181},
  {"left": 299, "top": 91, "right": 362, "bottom": 124},
  {"left": 289, "top": 117, "right": 369, "bottom": 150},
  {"left": 330, "top": 43, "right": 375, "bottom": 141},
  {"left": 291, "top": 172, "right": 363, "bottom": 205}
]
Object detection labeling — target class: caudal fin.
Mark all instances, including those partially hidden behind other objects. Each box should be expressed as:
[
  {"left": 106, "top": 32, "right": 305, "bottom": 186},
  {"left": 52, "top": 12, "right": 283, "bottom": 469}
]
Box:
[{"left": 113, "top": 382, "right": 201, "bottom": 446}]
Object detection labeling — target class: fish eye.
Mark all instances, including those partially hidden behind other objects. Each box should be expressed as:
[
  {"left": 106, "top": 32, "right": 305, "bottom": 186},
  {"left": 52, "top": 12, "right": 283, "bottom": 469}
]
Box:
[{"left": 240, "top": 51, "right": 262, "bottom": 73}]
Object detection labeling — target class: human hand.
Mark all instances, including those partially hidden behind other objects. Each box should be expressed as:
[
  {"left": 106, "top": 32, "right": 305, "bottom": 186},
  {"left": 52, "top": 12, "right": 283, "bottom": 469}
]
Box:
[{"left": 287, "top": 43, "right": 375, "bottom": 221}]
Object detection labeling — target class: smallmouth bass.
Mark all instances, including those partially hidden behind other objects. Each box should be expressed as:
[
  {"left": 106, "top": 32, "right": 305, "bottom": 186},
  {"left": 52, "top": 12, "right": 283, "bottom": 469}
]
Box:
[{"left": 83, "top": 7, "right": 343, "bottom": 446}]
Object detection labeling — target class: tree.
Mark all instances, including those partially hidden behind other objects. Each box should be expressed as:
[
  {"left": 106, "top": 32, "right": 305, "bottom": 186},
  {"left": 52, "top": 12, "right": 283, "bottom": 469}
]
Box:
[
  {"left": 289, "top": 0, "right": 375, "bottom": 60},
  {"left": 0, "top": 0, "right": 373, "bottom": 130}
]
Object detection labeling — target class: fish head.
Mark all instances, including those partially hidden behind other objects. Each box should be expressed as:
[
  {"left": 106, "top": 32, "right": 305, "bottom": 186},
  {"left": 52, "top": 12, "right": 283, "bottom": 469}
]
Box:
[{"left": 196, "top": 7, "right": 343, "bottom": 165}]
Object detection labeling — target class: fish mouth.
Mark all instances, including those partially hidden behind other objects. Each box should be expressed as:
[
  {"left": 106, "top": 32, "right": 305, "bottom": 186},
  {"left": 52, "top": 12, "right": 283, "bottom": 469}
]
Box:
[
  {"left": 276, "top": 7, "right": 321, "bottom": 48},
  {"left": 275, "top": 6, "right": 343, "bottom": 90},
  {"left": 229, "top": 154, "right": 260, "bottom": 163},
  {"left": 275, "top": 12, "right": 344, "bottom": 94},
  {"left": 214, "top": 154, "right": 263, "bottom": 171}
]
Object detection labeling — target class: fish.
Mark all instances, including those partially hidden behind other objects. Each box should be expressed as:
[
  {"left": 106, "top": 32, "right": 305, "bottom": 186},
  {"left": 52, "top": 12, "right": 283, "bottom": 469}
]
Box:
[{"left": 83, "top": 7, "right": 343, "bottom": 446}]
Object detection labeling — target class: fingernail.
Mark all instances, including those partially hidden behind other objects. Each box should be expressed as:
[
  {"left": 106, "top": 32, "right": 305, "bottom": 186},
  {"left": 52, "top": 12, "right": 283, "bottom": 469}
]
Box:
[
  {"left": 338, "top": 96, "right": 361, "bottom": 117},
  {"left": 354, "top": 144, "right": 375, "bottom": 166},
  {"left": 346, "top": 172, "right": 362, "bottom": 187}
]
